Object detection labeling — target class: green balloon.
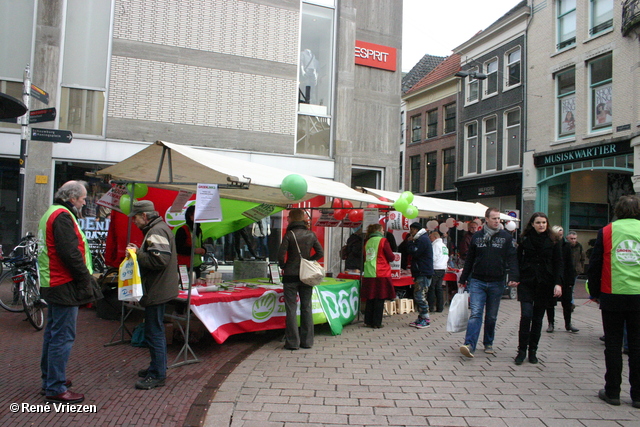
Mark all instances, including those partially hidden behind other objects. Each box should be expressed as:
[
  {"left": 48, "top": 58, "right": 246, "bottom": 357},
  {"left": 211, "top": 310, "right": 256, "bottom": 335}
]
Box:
[
  {"left": 401, "top": 191, "right": 414, "bottom": 204},
  {"left": 119, "top": 194, "right": 132, "bottom": 215},
  {"left": 393, "top": 198, "right": 409, "bottom": 213},
  {"left": 127, "top": 183, "right": 149, "bottom": 198},
  {"left": 281, "top": 174, "right": 308, "bottom": 201},
  {"left": 404, "top": 205, "right": 419, "bottom": 219}
]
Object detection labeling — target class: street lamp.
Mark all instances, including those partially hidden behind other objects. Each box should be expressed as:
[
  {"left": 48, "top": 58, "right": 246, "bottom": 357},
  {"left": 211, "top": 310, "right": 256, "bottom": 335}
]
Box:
[{"left": 454, "top": 70, "right": 488, "bottom": 80}]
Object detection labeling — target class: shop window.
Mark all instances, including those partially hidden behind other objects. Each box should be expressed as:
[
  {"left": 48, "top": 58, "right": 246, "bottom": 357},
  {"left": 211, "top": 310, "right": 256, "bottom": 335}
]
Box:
[
  {"left": 0, "top": 158, "right": 20, "bottom": 248},
  {"left": 0, "top": 80, "right": 23, "bottom": 129},
  {"left": 504, "top": 48, "right": 521, "bottom": 88},
  {"left": 464, "top": 122, "right": 478, "bottom": 175},
  {"left": 556, "top": 67, "right": 576, "bottom": 138},
  {"left": 444, "top": 103, "right": 456, "bottom": 134},
  {"left": 411, "top": 115, "right": 422, "bottom": 143},
  {"left": 590, "top": 0, "right": 613, "bottom": 36},
  {"left": 483, "top": 117, "right": 497, "bottom": 172},
  {"left": 569, "top": 202, "right": 609, "bottom": 230},
  {"left": 297, "top": 2, "right": 335, "bottom": 156},
  {"left": 589, "top": 53, "right": 612, "bottom": 131},
  {"left": 484, "top": 58, "right": 498, "bottom": 96},
  {"left": 557, "top": 0, "right": 577, "bottom": 50},
  {"left": 466, "top": 68, "right": 479, "bottom": 103},
  {"left": 59, "top": 87, "right": 105, "bottom": 136},
  {"left": 410, "top": 155, "right": 421, "bottom": 193},
  {"left": 54, "top": 161, "right": 113, "bottom": 240},
  {"left": 425, "top": 151, "right": 437, "bottom": 192},
  {"left": 504, "top": 109, "right": 521, "bottom": 168},
  {"left": 442, "top": 148, "right": 455, "bottom": 190},
  {"left": 427, "top": 110, "right": 438, "bottom": 139}
]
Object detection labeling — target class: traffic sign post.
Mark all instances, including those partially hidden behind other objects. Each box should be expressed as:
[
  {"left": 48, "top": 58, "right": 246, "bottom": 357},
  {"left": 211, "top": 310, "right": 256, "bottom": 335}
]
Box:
[
  {"left": 29, "top": 107, "right": 56, "bottom": 124},
  {"left": 30, "top": 83, "right": 49, "bottom": 105},
  {"left": 31, "top": 127, "right": 72, "bottom": 143}
]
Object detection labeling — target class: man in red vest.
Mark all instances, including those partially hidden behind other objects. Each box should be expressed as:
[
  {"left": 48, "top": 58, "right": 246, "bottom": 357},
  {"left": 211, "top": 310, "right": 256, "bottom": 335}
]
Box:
[{"left": 39, "top": 180, "right": 101, "bottom": 404}]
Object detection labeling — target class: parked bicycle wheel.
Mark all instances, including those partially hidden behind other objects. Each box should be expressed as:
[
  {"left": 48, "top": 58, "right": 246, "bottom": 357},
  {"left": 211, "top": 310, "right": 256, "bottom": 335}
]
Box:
[
  {"left": 22, "top": 273, "right": 44, "bottom": 330},
  {"left": 0, "top": 271, "right": 24, "bottom": 312}
]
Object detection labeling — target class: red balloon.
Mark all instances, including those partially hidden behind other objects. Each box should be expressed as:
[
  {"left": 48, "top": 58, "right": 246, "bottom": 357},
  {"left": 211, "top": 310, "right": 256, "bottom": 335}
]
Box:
[
  {"left": 343, "top": 200, "right": 354, "bottom": 209},
  {"left": 333, "top": 209, "right": 348, "bottom": 220},
  {"left": 367, "top": 203, "right": 378, "bottom": 208},
  {"left": 349, "top": 209, "right": 364, "bottom": 223},
  {"left": 332, "top": 198, "right": 343, "bottom": 209}
]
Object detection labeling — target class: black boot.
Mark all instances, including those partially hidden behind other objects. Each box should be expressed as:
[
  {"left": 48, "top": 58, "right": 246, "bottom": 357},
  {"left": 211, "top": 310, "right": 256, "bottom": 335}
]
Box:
[
  {"left": 529, "top": 350, "right": 538, "bottom": 364},
  {"left": 514, "top": 349, "right": 526, "bottom": 365}
]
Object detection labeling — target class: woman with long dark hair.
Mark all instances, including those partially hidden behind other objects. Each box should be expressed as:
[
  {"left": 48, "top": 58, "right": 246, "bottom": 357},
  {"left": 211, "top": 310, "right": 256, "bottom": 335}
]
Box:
[{"left": 514, "top": 212, "right": 563, "bottom": 365}]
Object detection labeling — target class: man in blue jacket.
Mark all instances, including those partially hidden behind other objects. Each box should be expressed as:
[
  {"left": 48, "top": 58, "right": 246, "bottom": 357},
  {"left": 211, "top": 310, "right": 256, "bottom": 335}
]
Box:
[
  {"left": 458, "top": 208, "right": 519, "bottom": 357},
  {"left": 407, "top": 222, "right": 434, "bottom": 328}
]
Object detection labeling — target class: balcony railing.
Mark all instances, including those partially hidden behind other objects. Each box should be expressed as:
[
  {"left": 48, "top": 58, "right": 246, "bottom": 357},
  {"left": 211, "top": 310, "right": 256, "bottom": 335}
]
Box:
[{"left": 622, "top": 0, "right": 640, "bottom": 36}]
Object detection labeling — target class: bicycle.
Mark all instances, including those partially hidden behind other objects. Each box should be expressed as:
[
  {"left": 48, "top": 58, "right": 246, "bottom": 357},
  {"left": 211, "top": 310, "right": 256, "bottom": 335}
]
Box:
[
  {"left": 88, "top": 236, "right": 107, "bottom": 274},
  {"left": 0, "top": 234, "right": 45, "bottom": 330}
]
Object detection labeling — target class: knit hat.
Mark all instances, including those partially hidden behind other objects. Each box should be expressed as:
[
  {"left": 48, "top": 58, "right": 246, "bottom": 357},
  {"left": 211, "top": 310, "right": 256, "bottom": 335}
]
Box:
[{"left": 130, "top": 200, "right": 155, "bottom": 216}]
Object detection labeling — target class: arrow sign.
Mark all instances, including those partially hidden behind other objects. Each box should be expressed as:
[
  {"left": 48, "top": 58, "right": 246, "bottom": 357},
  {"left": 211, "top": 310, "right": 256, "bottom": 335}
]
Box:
[
  {"left": 31, "top": 128, "right": 73, "bottom": 143},
  {"left": 29, "top": 107, "right": 56, "bottom": 124},
  {"left": 30, "top": 84, "right": 49, "bottom": 105}
]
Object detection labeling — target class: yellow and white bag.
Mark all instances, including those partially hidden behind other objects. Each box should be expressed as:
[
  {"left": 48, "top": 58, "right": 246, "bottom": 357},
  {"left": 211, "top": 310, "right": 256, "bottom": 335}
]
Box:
[{"left": 118, "top": 248, "right": 143, "bottom": 302}]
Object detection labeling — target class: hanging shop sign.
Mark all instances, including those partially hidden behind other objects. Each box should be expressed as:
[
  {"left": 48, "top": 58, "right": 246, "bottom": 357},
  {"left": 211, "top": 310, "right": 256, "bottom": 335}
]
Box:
[
  {"left": 354, "top": 40, "right": 397, "bottom": 71},
  {"left": 534, "top": 141, "right": 632, "bottom": 167}
]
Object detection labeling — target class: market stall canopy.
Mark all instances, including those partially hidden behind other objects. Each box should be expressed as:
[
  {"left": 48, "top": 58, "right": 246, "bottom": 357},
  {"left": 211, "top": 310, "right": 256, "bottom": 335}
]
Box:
[
  {"left": 0, "top": 92, "right": 27, "bottom": 120},
  {"left": 95, "top": 140, "right": 391, "bottom": 208},
  {"left": 359, "top": 187, "right": 517, "bottom": 221}
]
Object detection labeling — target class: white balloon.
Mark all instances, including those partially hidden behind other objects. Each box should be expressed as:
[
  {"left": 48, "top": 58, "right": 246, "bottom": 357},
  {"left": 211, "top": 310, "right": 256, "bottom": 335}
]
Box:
[
  {"left": 439, "top": 222, "right": 448, "bottom": 233},
  {"left": 498, "top": 223, "right": 504, "bottom": 230},
  {"left": 458, "top": 221, "right": 467, "bottom": 231},
  {"left": 445, "top": 217, "right": 455, "bottom": 228},
  {"left": 427, "top": 220, "right": 438, "bottom": 230},
  {"left": 474, "top": 218, "right": 483, "bottom": 226},
  {"left": 505, "top": 221, "right": 516, "bottom": 231}
]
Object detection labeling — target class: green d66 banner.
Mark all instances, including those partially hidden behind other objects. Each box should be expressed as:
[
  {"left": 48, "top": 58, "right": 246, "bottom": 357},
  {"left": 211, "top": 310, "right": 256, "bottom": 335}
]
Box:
[{"left": 313, "top": 278, "right": 360, "bottom": 335}]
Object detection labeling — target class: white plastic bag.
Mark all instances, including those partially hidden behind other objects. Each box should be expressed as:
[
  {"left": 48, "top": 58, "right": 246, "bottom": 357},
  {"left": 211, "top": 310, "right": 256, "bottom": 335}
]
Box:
[{"left": 446, "top": 289, "right": 470, "bottom": 333}]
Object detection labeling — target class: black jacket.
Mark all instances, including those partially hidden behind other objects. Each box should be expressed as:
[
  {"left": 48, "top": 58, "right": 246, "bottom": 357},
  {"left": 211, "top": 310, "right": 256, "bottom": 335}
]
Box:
[
  {"left": 459, "top": 228, "right": 519, "bottom": 284},
  {"left": 517, "top": 231, "right": 562, "bottom": 304},
  {"left": 407, "top": 229, "right": 433, "bottom": 278},
  {"left": 277, "top": 222, "right": 324, "bottom": 283}
]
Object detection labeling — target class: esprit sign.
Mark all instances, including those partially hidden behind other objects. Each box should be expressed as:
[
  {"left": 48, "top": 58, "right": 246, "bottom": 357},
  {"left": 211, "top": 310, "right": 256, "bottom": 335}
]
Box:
[{"left": 354, "top": 40, "right": 396, "bottom": 71}]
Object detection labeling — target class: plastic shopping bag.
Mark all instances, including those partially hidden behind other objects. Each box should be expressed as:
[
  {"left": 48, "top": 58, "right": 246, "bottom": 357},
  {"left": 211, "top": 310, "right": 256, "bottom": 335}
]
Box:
[
  {"left": 446, "top": 289, "right": 470, "bottom": 333},
  {"left": 118, "top": 248, "right": 143, "bottom": 302}
]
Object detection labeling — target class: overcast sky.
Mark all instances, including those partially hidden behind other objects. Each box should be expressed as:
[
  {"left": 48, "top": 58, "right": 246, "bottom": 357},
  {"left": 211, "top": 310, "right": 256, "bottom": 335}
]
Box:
[{"left": 402, "top": 0, "right": 523, "bottom": 72}]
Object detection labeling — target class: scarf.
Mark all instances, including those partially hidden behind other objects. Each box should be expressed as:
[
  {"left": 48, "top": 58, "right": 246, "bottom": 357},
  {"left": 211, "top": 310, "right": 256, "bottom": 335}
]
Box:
[
  {"left": 414, "top": 228, "right": 427, "bottom": 240},
  {"left": 482, "top": 223, "right": 499, "bottom": 244}
]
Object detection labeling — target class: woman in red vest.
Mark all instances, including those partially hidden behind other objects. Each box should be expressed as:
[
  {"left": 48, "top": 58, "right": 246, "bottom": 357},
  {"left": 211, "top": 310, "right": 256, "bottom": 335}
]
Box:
[{"left": 362, "top": 223, "right": 396, "bottom": 329}]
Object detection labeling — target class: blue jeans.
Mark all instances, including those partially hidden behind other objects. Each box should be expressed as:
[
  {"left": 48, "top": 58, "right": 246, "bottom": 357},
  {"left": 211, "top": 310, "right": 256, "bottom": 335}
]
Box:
[
  {"left": 144, "top": 304, "right": 167, "bottom": 379},
  {"left": 413, "top": 276, "right": 432, "bottom": 319},
  {"left": 41, "top": 303, "right": 78, "bottom": 395},
  {"left": 464, "top": 278, "right": 504, "bottom": 352}
]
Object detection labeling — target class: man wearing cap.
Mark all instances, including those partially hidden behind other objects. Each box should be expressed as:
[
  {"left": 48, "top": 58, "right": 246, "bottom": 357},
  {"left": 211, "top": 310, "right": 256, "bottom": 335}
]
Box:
[
  {"left": 39, "top": 180, "right": 102, "bottom": 404},
  {"left": 407, "top": 222, "right": 434, "bottom": 328},
  {"left": 127, "top": 200, "right": 179, "bottom": 390}
]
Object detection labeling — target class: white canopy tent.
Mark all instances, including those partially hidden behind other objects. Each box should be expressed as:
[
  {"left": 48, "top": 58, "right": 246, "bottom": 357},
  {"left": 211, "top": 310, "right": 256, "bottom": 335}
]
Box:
[
  {"left": 359, "top": 187, "right": 517, "bottom": 222},
  {"left": 95, "top": 140, "right": 392, "bottom": 208}
]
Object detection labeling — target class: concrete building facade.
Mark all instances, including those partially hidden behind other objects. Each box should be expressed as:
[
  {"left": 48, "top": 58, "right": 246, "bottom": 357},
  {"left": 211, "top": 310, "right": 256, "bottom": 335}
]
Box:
[{"left": 0, "top": 0, "right": 402, "bottom": 272}]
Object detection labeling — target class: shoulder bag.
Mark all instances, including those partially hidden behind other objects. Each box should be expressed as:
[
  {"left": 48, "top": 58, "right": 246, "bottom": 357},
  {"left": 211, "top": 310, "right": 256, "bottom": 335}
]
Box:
[{"left": 290, "top": 231, "right": 324, "bottom": 286}]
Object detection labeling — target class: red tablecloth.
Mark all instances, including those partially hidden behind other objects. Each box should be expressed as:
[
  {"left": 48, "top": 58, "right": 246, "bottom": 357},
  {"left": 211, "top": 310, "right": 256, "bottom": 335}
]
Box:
[{"left": 336, "top": 272, "right": 414, "bottom": 287}]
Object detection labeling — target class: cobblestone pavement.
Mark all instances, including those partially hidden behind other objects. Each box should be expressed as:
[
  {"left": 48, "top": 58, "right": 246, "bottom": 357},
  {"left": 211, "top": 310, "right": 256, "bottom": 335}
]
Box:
[
  {"left": 205, "top": 298, "right": 640, "bottom": 427},
  {"left": 0, "top": 303, "right": 277, "bottom": 426}
]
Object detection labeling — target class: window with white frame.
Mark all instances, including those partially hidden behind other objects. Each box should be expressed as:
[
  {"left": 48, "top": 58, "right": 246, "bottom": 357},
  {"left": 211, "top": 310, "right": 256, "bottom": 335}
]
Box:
[
  {"left": 466, "top": 68, "right": 479, "bottom": 103},
  {"left": 465, "top": 122, "right": 478, "bottom": 175},
  {"left": 426, "top": 151, "right": 437, "bottom": 192},
  {"left": 556, "top": 67, "right": 576, "bottom": 138},
  {"left": 590, "top": 0, "right": 613, "bottom": 35},
  {"left": 590, "top": 53, "right": 612, "bottom": 131},
  {"left": 557, "top": 0, "right": 577, "bottom": 50},
  {"left": 504, "top": 109, "right": 521, "bottom": 168},
  {"left": 483, "top": 117, "right": 498, "bottom": 172},
  {"left": 400, "top": 111, "right": 405, "bottom": 144},
  {"left": 505, "top": 48, "right": 521, "bottom": 88},
  {"left": 484, "top": 58, "right": 498, "bottom": 96},
  {"left": 410, "top": 115, "right": 422, "bottom": 142},
  {"left": 427, "top": 109, "right": 438, "bottom": 139},
  {"left": 444, "top": 103, "right": 456, "bottom": 134}
]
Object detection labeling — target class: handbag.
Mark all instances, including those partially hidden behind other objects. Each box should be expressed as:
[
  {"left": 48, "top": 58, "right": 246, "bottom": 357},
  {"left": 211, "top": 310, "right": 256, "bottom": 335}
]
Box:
[
  {"left": 446, "top": 289, "right": 470, "bottom": 333},
  {"left": 118, "top": 248, "right": 144, "bottom": 302},
  {"left": 290, "top": 231, "right": 324, "bottom": 286}
]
